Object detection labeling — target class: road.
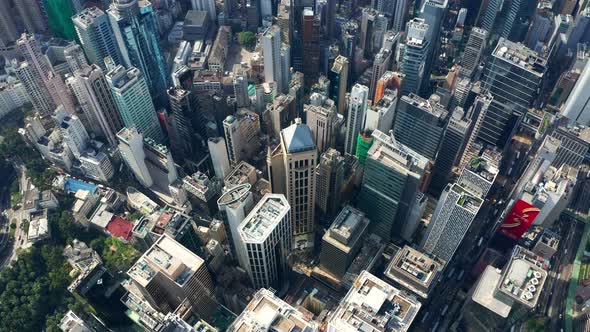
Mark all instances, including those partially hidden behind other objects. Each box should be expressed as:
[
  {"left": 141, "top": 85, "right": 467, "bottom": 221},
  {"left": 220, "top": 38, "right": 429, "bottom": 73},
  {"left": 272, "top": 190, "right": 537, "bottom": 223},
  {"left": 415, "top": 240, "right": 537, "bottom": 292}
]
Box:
[{"left": 0, "top": 162, "right": 29, "bottom": 270}]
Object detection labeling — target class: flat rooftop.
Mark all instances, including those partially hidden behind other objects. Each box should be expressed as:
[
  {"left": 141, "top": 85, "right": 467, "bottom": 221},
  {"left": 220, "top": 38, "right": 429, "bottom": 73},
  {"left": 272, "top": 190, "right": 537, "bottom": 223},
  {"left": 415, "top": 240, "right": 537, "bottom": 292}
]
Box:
[
  {"left": 472, "top": 266, "right": 514, "bottom": 318},
  {"left": 228, "top": 288, "right": 317, "bottom": 332},
  {"left": 238, "top": 194, "right": 289, "bottom": 243},
  {"left": 493, "top": 38, "right": 547, "bottom": 77},
  {"left": 323, "top": 206, "right": 369, "bottom": 251},
  {"left": 128, "top": 234, "right": 204, "bottom": 287},
  {"left": 218, "top": 184, "right": 251, "bottom": 207},
  {"left": 328, "top": 271, "right": 421, "bottom": 332},
  {"left": 384, "top": 245, "right": 445, "bottom": 299},
  {"left": 497, "top": 246, "right": 548, "bottom": 308},
  {"left": 225, "top": 161, "right": 256, "bottom": 189},
  {"left": 369, "top": 130, "right": 429, "bottom": 172}
]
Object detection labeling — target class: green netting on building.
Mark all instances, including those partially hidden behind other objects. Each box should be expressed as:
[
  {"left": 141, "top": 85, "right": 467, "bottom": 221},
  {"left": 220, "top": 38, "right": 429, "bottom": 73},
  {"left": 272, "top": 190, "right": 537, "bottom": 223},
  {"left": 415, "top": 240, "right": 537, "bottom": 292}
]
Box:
[{"left": 355, "top": 132, "right": 374, "bottom": 165}]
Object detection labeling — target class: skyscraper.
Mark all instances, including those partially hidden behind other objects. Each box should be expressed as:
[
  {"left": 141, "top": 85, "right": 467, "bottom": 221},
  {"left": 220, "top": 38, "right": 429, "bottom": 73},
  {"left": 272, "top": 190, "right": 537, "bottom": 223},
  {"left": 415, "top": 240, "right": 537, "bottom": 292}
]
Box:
[
  {"left": 392, "top": 94, "right": 448, "bottom": 161},
  {"left": 429, "top": 108, "right": 471, "bottom": 195},
  {"left": 63, "top": 44, "right": 88, "bottom": 74},
  {"left": 54, "top": 107, "right": 89, "bottom": 158},
  {"left": 302, "top": 8, "right": 321, "bottom": 86},
  {"left": 217, "top": 184, "right": 254, "bottom": 260},
  {"left": 108, "top": 0, "right": 169, "bottom": 97},
  {"left": 329, "top": 56, "right": 349, "bottom": 115},
  {"left": 392, "top": 0, "right": 411, "bottom": 32},
  {"left": 263, "top": 25, "right": 290, "bottom": 94},
  {"left": 358, "top": 130, "right": 429, "bottom": 242},
  {"left": 421, "top": 182, "right": 483, "bottom": 262},
  {"left": 191, "top": 0, "right": 217, "bottom": 22},
  {"left": 561, "top": 59, "right": 590, "bottom": 126},
  {"left": 45, "top": 0, "right": 77, "bottom": 40},
  {"left": 167, "top": 87, "right": 206, "bottom": 162},
  {"left": 365, "top": 88, "right": 397, "bottom": 132},
  {"left": 305, "top": 94, "right": 337, "bottom": 154},
  {"left": 106, "top": 65, "right": 164, "bottom": 144},
  {"left": 237, "top": 194, "right": 292, "bottom": 289},
  {"left": 316, "top": 148, "right": 345, "bottom": 215},
  {"left": 208, "top": 137, "right": 231, "bottom": 180},
  {"left": 478, "top": 38, "right": 547, "bottom": 147},
  {"left": 72, "top": 7, "right": 122, "bottom": 71},
  {"left": 117, "top": 127, "right": 153, "bottom": 187},
  {"left": 400, "top": 19, "right": 430, "bottom": 96},
  {"left": 460, "top": 28, "right": 488, "bottom": 78},
  {"left": 68, "top": 64, "right": 124, "bottom": 146},
  {"left": 223, "top": 115, "right": 242, "bottom": 168},
  {"left": 13, "top": 61, "right": 54, "bottom": 115},
  {"left": 344, "top": 84, "right": 369, "bottom": 156},
  {"left": 369, "top": 48, "right": 391, "bottom": 101},
  {"left": 267, "top": 119, "right": 317, "bottom": 248}
]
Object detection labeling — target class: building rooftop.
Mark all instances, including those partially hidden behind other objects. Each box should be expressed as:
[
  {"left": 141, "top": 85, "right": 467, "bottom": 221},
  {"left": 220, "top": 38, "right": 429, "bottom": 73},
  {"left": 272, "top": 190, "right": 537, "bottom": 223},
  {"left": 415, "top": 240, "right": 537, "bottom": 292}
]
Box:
[
  {"left": 224, "top": 161, "right": 257, "bottom": 189},
  {"left": 369, "top": 130, "right": 429, "bottom": 172},
  {"left": 218, "top": 184, "right": 251, "bottom": 207},
  {"left": 184, "top": 10, "right": 208, "bottom": 27},
  {"left": 384, "top": 245, "right": 445, "bottom": 299},
  {"left": 281, "top": 119, "right": 316, "bottom": 154},
  {"left": 71, "top": 7, "right": 106, "bottom": 28},
  {"left": 238, "top": 194, "right": 289, "bottom": 243},
  {"left": 323, "top": 206, "right": 369, "bottom": 252},
  {"left": 497, "top": 246, "right": 548, "bottom": 308},
  {"left": 228, "top": 288, "right": 317, "bottom": 332},
  {"left": 106, "top": 216, "right": 134, "bottom": 241},
  {"left": 328, "top": 271, "right": 421, "bottom": 332},
  {"left": 128, "top": 234, "right": 205, "bottom": 287},
  {"left": 472, "top": 266, "right": 514, "bottom": 318},
  {"left": 493, "top": 38, "right": 547, "bottom": 77}
]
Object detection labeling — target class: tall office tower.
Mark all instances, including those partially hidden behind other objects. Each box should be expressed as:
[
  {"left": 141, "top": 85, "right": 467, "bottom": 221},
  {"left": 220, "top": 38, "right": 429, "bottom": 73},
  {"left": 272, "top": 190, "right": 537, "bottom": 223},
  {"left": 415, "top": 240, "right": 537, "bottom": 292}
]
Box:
[
  {"left": 127, "top": 234, "right": 217, "bottom": 319},
  {"left": 217, "top": 184, "right": 254, "bottom": 259},
  {"left": 458, "top": 93, "right": 493, "bottom": 169},
  {"left": 421, "top": 182, "right": 483, "bottom": 262},
  {"left": 265, "top": 94, "right": 296, "bottom": 138},
  {"left": 305, "top": 95, "right": 337, "bottom": 154},
  {"left": 567, "top": 8, "right": 590, "bottom": 50},
  {"left": 47, "top": 71, "right": 77, "bottom": 115},
  {"left": 341, "top": 20, "right": 358, "bottom": 67},
  {"left": 392, "top": 0, "right": 411, "bottom": 32},
  {"left": 108, "top": 0, "right": 169, "bottom": 97},
  {"left": 393, "top": 94, "right": 448, "bottom": 161},
  {"left": 106, "top": 65, "right": 164, "bottom": 144},
  {"left": 369, "top": 48, "right": 391, "bottom": 101},
  {"left": 13, "top": 61, "right": 54, "bottom": 115},
  {"left": 45, "top": 0, "right": 77, "bottom": 39},
  {"left": 375, "top": 0, "right": 394, "bottom": 16},
  {"left": 277, "top": 0, "right": 291, "bottom": 44},
  {"left": 223, "top": 115, "right": 242, "bottom": 168},
  {"left": 450, "top": 76, "right": 473, "bottom": 110},
  {"left": 13, "top": 0, "right": 47, "bottom": 34},
  {"left": 16, "top": 33, "right": 51, "bottom": 88},
  {"left": 360, "top": 8, "right": 378, "bottom": 58},
  {"left": 365, "top": 88, "right": 397, "bottom": 133},
  {"left": 329, "top": 56, "right": 349, "bottom": 115},
  {"left": 358, "top": 130, "right": 429, "bottom": 242},
  {"left": 72, "top": 7, "right": 122, "bottom": 71},
  {"left": 460, "top": 28, "right": 488, "bottom": 78},
  {"left": 419, "top": 0, "right": 448, "bottom": 55},
  {"left": 344, "top": 84, "right": 369, "bottom": 156},
  {"left": 498, "top": 0, "right": 524, "bottom": 39},
  {"left": 117, "top": 127, "right": 153, "bottom": 187},
  {"left": 429, "top": 108, "right": 471, "bottom": 195},
  {"left": 561, "top": 59, "right": 590, "bottom": 126},
  {"left": 524, "top": 2, "right": 554, "bottom": 52},
  {"left": 479, "top": 0, "right": 503, "bottom": 32},
  {"left": 229, "top": 289, "right": 318, "bottom": 331},
  {"left": 68, "top": 65, "right": 123, "bottom": 146},
  {"left": 319, "top": 205, "right": 369, "bottom": 278},
  {"left": 192, "top": 0, "right": 216, "bottom": 20},
  {"left": 325, "top": 0, "right": 336, "bottom": 38},
  {"left": 400, "top": 18, "right": 430, "bottom": 96},
  {"left": 208, "top": 137, "right": 231, "bottom": 179},
  {"left": 302, "top": 8, "right": 321, "bottom": 87},
  {"left": 316, "top": 148, "right": 345, "bottom": 215},
  {"left": 237, "top": 194, "right": 292, "bottom": 289},
  {"left": 457, "top": 155, "right": 499, "bottom": 198},
  {"left": 263, "top": 26, "right": 289, "bottom": 94},
  {"left": 167, "top": 87, "right": 206, "bottom": 162},
  {"left": 233, "top": 73, "right": 250, "bottom": 108},
  {"left": 479, "top": 38, "right": 546, "bottom": 147},
  {"left": 267, "top": 119, "right": 317, "bottom": 248},
  {"left": 0, "top": 1, "right": 19, "bottom": 46},
  {"left": 63, "top": 44, "right": 88, "bottom": 74},
  {"left": 54, "top": 107, "right": 89, "bottom": 158}
]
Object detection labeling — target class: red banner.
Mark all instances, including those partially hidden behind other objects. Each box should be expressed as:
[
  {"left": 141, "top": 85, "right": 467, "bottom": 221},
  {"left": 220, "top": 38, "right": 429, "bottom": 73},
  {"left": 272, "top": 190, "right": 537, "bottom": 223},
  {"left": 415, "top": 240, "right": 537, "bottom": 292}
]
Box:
[{"left": 499, "top": 199, "right": 540, "bottom": 240}]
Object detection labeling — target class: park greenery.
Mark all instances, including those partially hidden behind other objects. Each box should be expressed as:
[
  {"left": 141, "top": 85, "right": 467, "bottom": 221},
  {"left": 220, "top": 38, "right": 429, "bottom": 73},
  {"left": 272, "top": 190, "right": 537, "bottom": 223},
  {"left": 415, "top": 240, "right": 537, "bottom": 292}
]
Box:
[{"left": 238, "top": 31, "right": 256, "bottom": 49}]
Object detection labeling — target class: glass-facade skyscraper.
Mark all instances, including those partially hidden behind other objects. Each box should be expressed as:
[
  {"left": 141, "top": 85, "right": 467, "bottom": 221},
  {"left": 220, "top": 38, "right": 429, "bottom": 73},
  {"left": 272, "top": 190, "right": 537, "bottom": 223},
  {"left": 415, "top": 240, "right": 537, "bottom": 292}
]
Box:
[{"left": 108, "top": 0, "right": 169, "bottom": 99}]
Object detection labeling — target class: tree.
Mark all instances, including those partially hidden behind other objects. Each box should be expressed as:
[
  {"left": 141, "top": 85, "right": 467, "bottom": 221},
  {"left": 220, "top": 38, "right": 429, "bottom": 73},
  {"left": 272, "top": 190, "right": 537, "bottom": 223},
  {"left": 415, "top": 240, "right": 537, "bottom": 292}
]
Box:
[
  {"left": 238, "top": 31, "right": 256, "bottom": 49},
  {"left": 98, "top": 237, "right": 140, "bottom": 273}
]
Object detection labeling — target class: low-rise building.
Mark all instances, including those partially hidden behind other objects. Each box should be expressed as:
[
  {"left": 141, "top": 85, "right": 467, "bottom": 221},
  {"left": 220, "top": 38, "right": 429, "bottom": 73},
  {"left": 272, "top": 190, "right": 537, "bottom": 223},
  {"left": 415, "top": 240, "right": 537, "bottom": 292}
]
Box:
[{"left": 27, "top": 209, "right": 50, "bottom": 243}]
